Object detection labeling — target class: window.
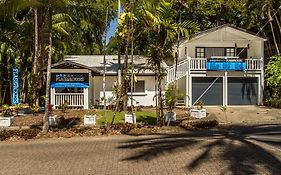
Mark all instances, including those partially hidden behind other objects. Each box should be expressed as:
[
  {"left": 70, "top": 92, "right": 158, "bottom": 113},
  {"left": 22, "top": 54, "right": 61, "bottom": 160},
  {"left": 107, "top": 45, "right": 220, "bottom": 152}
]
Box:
[
  {"left": 196, "top": 47, "right": 205, "bottom": 58},
  {"left": 225, "top": 48, "right": 235, "bottom": 57},
  {"left": 135, "top": 80, "right": 145, "bottom": 92},
  {"left": 130, "top": 80, "right": 145, "bottom": 92}
]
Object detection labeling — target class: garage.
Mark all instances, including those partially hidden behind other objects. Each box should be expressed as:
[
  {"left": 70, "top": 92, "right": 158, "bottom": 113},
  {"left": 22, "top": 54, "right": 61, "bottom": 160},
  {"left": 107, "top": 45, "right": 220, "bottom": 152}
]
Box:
[
  {"left": 228, "top": 77, "right": 258, "bottom": 105},
  {"left": 192, "top": 77, "right": 223, "bottom": 105}
]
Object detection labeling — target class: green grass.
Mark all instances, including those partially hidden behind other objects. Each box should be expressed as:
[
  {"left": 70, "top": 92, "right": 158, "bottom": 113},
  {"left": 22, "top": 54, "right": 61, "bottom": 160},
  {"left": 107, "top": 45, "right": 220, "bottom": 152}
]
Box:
[{"left": 96, "top": 110, "right": 157, "bottom": 125}]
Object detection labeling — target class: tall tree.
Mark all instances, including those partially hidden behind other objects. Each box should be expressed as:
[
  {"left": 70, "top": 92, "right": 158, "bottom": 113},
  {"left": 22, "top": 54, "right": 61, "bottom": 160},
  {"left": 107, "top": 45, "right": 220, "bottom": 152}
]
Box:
[{"left": 138, "top": 0, "right": 198, "bottom": 124}]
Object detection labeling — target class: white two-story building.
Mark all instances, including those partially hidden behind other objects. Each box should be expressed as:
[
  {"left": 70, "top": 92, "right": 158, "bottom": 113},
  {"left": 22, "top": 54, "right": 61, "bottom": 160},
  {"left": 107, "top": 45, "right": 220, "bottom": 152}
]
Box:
[{"left": 167, "top": 24, "right": 266, "bottom": 106}]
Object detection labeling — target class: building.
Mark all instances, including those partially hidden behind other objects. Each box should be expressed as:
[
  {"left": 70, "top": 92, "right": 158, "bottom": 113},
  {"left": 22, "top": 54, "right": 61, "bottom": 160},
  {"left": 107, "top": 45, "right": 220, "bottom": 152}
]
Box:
[
  {"left": 167, "top": 24, "right": 266, "bottom": 106},
  {"left": 48, "top": 55, "right": 165, "bottom": 109},
  {"left": 48, "top": 24, "right": 266, "bottom": 109}
]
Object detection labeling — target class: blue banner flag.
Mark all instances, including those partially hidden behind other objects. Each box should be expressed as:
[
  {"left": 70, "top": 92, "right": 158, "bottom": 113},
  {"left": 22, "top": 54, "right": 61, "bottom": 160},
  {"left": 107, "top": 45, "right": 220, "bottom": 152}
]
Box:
[{"left": 12, "top": 68, "right": 20, "bottom": 105}]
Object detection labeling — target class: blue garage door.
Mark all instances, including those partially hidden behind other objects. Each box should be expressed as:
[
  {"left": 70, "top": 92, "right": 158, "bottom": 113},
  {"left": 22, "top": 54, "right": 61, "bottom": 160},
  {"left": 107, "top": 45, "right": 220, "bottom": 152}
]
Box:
[
  {"left": 228, "top": 77, "right": 258, "bottom": 105},
  {"left": 192, "top": 77, "right": 223, "bottom": 105}
]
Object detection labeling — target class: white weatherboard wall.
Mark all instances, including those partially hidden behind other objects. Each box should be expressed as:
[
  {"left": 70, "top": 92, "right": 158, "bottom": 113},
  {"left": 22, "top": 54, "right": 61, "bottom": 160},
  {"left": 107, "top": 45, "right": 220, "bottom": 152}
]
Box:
[
  {"left": 177, "top": 27, "right": 265, "bottom": 61},
  {"left": 93, "top": 75, "right": 157, "bottom": 106}
]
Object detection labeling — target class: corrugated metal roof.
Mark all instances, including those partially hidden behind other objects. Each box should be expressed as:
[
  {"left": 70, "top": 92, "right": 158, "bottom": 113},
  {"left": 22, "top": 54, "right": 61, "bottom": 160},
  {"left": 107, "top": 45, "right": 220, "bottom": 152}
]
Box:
[{"left": 64, "top": 55, "right": 168, "bottom": 75}]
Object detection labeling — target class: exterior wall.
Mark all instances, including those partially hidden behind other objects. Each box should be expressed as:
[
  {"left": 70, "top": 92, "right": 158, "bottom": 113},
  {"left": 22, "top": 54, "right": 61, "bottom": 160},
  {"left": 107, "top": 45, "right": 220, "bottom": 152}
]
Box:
[
  {"left": 92, "top": 75, "right": 157, "bottom": 106},
  {"left": 176, "top": 27, "right": 265, "bottom": 61}
]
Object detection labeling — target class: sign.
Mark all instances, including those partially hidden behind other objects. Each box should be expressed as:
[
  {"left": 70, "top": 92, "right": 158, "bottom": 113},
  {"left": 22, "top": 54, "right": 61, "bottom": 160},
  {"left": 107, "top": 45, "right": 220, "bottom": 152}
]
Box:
[
  {"left": 51, "top": 73, "right": 89, "bottom": 83},
  {"left": 207, "top": 61, "right": 246, "bottom": 71},
  {"left": 0, "top": 117, "right": 13, "bottom": 127},
  {"left": 84, "top": 115, "right": 96, "bottom": 125},
  {"left": 125, "top": 114, "right": 136, "bottom": 124},
  {"left": 12, "top": 68, "right": 20, "bottom": 105}
]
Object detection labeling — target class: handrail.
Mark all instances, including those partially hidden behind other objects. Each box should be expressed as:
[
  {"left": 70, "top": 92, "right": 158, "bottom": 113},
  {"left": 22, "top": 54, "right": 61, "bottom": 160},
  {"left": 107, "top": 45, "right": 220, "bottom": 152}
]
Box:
[{"left": 166, "top": 57, "right": 263, "bottom": 84}]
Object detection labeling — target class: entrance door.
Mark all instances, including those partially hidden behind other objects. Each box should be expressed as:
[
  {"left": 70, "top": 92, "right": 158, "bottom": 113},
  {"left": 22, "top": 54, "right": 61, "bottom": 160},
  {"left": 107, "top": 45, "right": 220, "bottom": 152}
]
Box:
[
  {"left": 228, "top": 77, "right": 258, "bottom": 105},
  {"left": 192, "top": 77, "right": 223, "bottom": 105}
]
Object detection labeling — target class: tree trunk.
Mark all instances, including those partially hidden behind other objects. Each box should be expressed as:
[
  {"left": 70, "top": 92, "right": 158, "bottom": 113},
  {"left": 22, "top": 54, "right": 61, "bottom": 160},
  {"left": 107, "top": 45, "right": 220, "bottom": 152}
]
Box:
[
  {"left": 268, "top": 8, "right": 280, "bottom": 54},
  {"left": 0, "top": 71, "right": 2, "bottom": 106},
  {"left": 33, "top": 8, "right": 39, "bottom": 105},
  {"left": 274, "top": 14, "right": 281, "bottom": 39},
  {"left": 42, "top": 8, "right": 52, "bottom": 134},
  {"left": 122, "top": 38, "right": 129, "bottom": 111},
  {"left": 157, "top": 61, "right": 164, "bottom": 125}
]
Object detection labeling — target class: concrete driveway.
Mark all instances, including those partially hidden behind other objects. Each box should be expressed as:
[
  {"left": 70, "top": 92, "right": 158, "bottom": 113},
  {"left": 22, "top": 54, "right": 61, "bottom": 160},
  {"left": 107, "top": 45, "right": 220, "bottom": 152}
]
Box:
[{"left": 205, "top": 106, "right": 281, "bottom": 124}]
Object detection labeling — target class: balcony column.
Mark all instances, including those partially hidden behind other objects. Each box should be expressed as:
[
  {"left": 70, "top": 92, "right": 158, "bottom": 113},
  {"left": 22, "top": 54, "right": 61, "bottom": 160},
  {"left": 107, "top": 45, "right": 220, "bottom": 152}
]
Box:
[
  {"left": 50, "top": 88, "right": 55, "bottom": 109},
  {"left": 223, "top": 71, "right": 228, "bottom": 106},
  {"left": 186, "top": 56, "right": 192, "bottom": 107},
  {"left": 84, "top": 88, "right": 89, "bottom": 109},
  {"left": 260, "top": 57, "right": 264, "bottom": 105}
]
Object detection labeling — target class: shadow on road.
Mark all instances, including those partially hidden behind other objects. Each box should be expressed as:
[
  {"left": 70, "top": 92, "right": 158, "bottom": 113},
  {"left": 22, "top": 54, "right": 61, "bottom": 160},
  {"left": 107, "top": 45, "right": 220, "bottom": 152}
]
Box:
[{"left": 118, "top": 124, "right": 281, "bottom": 174}]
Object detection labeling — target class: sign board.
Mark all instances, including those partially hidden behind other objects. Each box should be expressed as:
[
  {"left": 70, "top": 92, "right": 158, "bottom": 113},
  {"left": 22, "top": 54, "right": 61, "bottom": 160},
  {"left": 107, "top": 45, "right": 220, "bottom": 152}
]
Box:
[
  {"left": 190, "top": 109, "right": 207, "bottom": 119},
  {"left": 207, "top": 61, "right": 246, "bottom": 71},
  {"left": 0, "top": 117, "right": 13, "bottom": 127},
  {"left": 84, "top": 115, "right": 96, "bottom": 125},
  {"left": 12, "top": 68, "right": 20, "bottom": 105},
  {"left": 51, "top": 73, "right": 89, "bottom": 83},
  {"left": 125, "top": 114, "right": 136, "bottom": 124}
]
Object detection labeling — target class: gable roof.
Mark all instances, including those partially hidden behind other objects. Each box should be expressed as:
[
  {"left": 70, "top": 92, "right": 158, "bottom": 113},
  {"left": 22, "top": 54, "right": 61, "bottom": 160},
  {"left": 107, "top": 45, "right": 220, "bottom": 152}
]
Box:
[
  {"left": 42, "top": 60, "right": 100, "bottom": 73},
  {"left": 180, "top": 24, "right": 267, "bottom": 44}
]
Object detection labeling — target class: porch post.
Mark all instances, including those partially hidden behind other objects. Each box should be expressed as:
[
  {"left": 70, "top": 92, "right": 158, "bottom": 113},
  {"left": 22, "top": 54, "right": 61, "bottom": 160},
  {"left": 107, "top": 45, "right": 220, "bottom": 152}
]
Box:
[
  {"left": 84, "top": 88, "right": 89, "bottom": 109},
  {"left": 223, "top": 71, "right": 228, "bottom": 106},
  {"left": 260, "top": 57, "right": 264, "bottom": 105},
  {"left": 50, "top": 88, "right": 55, "bottom": 109},
  {"left": 186, "top": 56, "right": 192, "bottom": 107}
]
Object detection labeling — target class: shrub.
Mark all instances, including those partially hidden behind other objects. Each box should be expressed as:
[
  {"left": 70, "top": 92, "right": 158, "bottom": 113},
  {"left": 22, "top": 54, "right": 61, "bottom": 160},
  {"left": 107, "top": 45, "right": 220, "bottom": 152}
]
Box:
[
  {"left": 58, "top": 101, "right": 68, "bottom": 113},
  {"left": 2, "top": 104, "right": 13, "bottom": 117},
  {"left": 0, "top": 129, "right": 40, "bottom": 141},
  {"left": 180, "top": 119, "right": 219, "bottom": 129},
  {"left": 265, "top": 98, "right": 281, "bottom": 108}
]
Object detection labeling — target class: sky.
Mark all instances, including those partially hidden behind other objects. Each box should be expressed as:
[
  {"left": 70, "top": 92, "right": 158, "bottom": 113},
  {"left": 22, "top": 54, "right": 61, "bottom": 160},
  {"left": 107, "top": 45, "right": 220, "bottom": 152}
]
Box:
[{"left": 106, "top": 18, "right": 118, "bottom": 44}]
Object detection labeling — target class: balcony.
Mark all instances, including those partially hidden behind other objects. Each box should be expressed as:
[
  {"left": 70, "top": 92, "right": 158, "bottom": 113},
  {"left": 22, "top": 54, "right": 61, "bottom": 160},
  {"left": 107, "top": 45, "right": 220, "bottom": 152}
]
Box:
[{"left": 190, "top": 57, "right": 263, "bottom": 71}]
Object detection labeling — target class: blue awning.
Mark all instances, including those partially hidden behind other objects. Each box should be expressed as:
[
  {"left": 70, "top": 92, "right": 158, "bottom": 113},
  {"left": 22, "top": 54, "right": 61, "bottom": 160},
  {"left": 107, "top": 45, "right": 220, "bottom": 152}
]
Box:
[{"left": 51, "top": 82, "right": 89, "bottom": 88}]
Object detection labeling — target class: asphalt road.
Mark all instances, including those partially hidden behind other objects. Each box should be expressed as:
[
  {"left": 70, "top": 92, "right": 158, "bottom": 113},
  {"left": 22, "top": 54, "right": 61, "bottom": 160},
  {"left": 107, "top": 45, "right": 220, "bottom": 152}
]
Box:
[{"left": 242, "top": 124, "right": 281, "bottom": 150}]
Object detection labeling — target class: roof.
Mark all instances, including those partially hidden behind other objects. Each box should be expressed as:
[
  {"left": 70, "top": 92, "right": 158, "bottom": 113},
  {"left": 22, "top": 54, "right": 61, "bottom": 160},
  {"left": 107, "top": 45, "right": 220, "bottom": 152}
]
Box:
[
  {"left": 48, "top": 55, "right": 168, "bottom": 75},
  {"left": 180, "top": 24, "right": 267, "bottom": 44}
]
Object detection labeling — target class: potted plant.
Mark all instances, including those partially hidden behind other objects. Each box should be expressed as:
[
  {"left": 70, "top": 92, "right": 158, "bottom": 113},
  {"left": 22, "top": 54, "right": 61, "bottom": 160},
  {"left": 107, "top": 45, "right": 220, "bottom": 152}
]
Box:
[
  {"left": 0, "top": 104, "right": 14, "bottom": 127},
  {"left": 84, "top": 106, "right": 96, "bottom": 126},
  {"left": 164, "top": 85, "right": 181, "bottom": 124},
  {"left": 190, "top": 100, "right": 207, "bottom": 118}
]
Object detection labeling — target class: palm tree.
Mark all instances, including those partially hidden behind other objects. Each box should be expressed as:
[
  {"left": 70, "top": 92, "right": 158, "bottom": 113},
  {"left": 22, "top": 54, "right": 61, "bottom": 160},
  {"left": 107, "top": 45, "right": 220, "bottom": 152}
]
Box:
[{"left": 139, "top": 0, "right": 198, "bottom": 124}]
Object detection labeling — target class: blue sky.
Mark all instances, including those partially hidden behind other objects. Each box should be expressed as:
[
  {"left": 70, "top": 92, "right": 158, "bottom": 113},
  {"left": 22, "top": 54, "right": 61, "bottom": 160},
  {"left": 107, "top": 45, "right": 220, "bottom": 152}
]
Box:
[{"left": 106, "top": 18, "right": 118, "bottom": 44}]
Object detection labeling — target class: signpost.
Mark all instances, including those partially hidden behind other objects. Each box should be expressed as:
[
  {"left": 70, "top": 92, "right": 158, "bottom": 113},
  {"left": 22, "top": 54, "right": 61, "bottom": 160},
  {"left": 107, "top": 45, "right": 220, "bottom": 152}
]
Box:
[{"left": 12, "top": 68, "right": 20, "bottom": 105}]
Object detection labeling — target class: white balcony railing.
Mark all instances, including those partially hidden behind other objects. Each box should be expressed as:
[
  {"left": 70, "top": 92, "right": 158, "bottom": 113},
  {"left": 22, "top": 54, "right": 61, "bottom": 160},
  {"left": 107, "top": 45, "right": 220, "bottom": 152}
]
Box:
[
  {"left": 190, "top": 58, "right": 207, "bottom": 70},
  {"left": 54, "top": 93, "right": 84, "bottom": 107},
  {"left": 166, "top": 57, "right": 263, "bottom": 84},
  {"left": 245, "top": 59, "right": 263, "bottom": 70}
]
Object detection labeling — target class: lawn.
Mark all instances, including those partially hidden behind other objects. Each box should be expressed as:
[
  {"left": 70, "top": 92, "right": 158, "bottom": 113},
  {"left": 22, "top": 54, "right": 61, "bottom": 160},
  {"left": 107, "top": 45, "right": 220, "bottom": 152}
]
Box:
[{"left": 96, "top": 110, "right": 157, "bottom": 125}]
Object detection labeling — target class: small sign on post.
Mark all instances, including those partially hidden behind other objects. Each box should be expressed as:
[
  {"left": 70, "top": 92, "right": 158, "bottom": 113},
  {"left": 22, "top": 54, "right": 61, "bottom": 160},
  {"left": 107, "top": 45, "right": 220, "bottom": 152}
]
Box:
[
  {"left": 125, "top": 114, "right": 136, "bottom": 124},
  {"left": 12, "top": 68, "right": 20, "bottom": 105},
  {"left": 84, "top": 115, "right": 96, "bottom": 126}
]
